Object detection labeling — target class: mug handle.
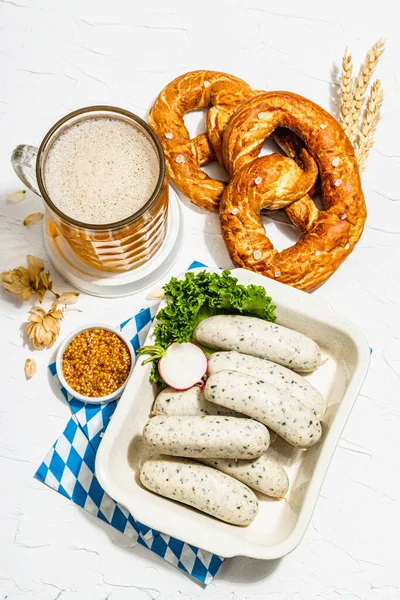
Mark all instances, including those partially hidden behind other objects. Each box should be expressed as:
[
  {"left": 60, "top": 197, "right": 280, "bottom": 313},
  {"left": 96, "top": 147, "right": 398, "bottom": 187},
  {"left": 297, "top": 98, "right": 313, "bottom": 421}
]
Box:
[{"left": 11, "top": 144, "right": 41, "bottom": 196}]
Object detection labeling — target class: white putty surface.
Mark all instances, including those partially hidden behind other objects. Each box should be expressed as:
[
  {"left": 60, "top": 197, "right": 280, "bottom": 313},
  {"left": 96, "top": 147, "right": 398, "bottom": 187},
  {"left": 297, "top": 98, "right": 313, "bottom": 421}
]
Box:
[{"left": 0, "top": 1, "right": 399, "bottom": 598}]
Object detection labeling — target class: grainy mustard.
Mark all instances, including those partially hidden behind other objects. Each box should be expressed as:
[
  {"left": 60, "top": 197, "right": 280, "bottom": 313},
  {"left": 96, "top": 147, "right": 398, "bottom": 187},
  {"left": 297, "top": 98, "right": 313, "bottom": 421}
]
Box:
[{"left": 62, "top": 328, "right": 131, "bottom": 397}]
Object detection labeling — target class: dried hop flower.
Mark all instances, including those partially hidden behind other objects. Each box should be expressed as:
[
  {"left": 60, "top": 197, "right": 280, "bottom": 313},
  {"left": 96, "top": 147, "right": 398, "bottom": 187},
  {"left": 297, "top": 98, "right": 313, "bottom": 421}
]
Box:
[
  {"left": 25, "top": 303, "right": 64, "bottom": 349},
  {"left": 1, "top": 266, "right": 33, "bottom": 301},
  {"left": 1, "top": 255, "right": 53, "bottom": 302}
]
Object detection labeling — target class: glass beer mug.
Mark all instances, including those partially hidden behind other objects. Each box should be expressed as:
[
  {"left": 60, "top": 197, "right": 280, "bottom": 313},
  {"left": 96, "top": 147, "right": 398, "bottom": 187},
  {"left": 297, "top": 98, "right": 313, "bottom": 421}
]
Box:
[{"left": 11, "top": 106, "right": 169, "bottom": 272}]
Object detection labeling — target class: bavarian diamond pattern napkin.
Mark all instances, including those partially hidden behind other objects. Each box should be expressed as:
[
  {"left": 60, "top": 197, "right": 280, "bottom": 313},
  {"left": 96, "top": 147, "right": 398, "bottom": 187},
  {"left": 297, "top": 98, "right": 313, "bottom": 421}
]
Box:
[{"left": 35, "top": 262, "right": 225, "bottom": 584}]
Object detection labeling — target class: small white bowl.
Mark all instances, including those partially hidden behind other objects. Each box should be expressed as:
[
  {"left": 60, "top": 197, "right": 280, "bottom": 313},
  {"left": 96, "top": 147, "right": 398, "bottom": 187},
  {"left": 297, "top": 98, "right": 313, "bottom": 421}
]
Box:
[{"left": 56, "top": 323, "right": 135, "bottom": 404}]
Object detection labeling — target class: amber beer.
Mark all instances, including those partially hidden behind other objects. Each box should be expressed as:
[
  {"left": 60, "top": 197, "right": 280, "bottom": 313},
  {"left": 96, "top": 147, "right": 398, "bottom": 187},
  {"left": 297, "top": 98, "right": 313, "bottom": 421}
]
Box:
[{"left": 12, "top": 106, "right": 168, "bottom": 272}]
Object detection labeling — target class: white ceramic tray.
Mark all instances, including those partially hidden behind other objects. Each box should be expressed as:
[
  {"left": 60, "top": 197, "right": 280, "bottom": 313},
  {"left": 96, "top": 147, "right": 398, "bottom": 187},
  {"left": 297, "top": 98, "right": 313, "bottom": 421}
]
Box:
[{"left": 96, "top": 268, "right": 370, "bottom": 559}]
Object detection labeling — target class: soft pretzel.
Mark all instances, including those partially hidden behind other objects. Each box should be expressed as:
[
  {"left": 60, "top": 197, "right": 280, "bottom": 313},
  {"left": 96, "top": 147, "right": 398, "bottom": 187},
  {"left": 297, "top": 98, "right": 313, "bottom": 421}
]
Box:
[
  {"left": 220, "top": 91, "right": 366, "bottom": 291},
  {"left": 266, "top": 127, "right": 321, "bottom": 232},
  {"left": 149, "top": 71, "right": 316, "bottom": 220},
  {"left": 149, "top": 70, "right": 253, "bottom": 211}
]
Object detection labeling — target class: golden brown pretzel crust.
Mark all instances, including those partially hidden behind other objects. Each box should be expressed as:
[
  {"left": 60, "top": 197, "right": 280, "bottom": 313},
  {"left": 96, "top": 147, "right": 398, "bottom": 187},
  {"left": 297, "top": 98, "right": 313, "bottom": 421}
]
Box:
[
  {"left": 149, "top": 70, "right": 253, "bottom": 211},
  {"left": 220, "top": 91, "right": 366, "bottom": 291},
  {"left": 149, "top": 71, "right": 315, "bottom": 217}
]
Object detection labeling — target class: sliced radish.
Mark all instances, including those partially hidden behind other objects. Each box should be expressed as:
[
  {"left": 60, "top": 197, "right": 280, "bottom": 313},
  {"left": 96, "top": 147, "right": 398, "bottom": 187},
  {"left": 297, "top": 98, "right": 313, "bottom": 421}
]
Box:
[{"left": 158, "top": 342, "right": 207, "bottom": 390}]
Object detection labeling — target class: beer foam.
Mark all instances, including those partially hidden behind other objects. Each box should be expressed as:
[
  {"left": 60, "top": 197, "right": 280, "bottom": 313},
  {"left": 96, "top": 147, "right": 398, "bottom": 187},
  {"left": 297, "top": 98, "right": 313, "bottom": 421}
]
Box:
[{"left": 44, "top": 117, "right": 160, "bottom": 224}]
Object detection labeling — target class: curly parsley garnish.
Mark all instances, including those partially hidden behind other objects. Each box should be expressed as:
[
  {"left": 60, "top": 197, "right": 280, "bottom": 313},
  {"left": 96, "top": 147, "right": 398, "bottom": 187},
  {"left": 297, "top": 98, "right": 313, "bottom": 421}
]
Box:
[{"left": 138, "top": 270, "right": 276, "bottom": 384}]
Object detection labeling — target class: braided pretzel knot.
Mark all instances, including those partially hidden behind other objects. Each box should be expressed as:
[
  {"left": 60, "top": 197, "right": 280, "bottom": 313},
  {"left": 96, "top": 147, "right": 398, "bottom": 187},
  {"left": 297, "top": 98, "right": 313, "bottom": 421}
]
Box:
[
  {"left": 221, "top": 92, "right": 366, "bottom": 291},
  {"left": 149, "top": 71, "right": 315, "bottom": 220},
  {"left": 149, "top": 71, "right": 254, "bottom": 212}
]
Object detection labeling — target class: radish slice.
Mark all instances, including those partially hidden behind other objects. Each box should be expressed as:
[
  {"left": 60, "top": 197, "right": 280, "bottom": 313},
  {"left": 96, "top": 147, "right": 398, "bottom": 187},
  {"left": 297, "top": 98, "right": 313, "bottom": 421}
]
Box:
[{"left": 158, "top": 342, "right": 207, "bottom": 390}]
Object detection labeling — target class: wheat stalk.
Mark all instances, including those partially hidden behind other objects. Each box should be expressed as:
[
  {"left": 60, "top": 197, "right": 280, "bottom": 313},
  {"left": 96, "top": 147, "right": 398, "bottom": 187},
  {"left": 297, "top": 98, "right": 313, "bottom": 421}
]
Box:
[
  {"left": 339, "top": 39, "right": 385, "bottom": 170},
  {"left": 339, "top": 47, "right": 354, "bottom": 137},
  {"left": 346, "top": 38, "right": 386, "bottom": 143},
  {"left": 355, "top": 80, "right": 384, "bottom": 171}
]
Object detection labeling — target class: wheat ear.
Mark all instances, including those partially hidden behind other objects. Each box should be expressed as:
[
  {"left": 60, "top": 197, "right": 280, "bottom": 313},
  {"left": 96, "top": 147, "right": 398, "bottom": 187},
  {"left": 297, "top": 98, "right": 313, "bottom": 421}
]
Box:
[
  {"left": 355, "top": 80, "right": 384, "bottom": 170},
  {"left": 339, "top": 47, "right": 354, "bottom": 137},
  {"left": 347, "top": 38, "right": 386, "bottom": 143}
]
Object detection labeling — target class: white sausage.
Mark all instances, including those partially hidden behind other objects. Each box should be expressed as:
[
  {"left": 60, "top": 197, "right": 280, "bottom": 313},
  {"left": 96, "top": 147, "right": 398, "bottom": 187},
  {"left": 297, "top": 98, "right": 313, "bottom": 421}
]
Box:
[
  {"left": 204, "top": 370, "right": 322, "bottom": 448},
  {"left": 152, "top": 386, "right": 278, "bottom": 443},
  {"left": 199, "top": 451, "right": 289, "bottom": 498},
  {"left": 208, "top": 351, "right": 326, "bottom": 419},
  {"left": 194, "top": 315, "right": 321, "bottom": 372},
  {"left": 140, "top": 454, "right": 258, "bottom": 525},
  {"left": 152, "top": 386, "right": 239, "bottom": 417},
  {"left": 143, "top": 414, "right": 270, "bottom": 459}
]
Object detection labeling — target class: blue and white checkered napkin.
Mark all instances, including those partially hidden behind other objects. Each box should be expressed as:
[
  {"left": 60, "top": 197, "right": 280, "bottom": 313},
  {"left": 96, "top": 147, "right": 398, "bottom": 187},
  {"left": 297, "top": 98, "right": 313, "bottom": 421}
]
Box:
[{"left": 35, "top": 263, "right": 225, "bottom": 584}]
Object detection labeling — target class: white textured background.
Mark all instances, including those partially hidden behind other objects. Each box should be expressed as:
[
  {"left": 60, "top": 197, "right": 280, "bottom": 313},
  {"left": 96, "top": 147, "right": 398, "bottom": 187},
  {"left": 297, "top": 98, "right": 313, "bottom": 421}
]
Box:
[{"left": 1, "top": 1, "right": 399, "bottom": 598}]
